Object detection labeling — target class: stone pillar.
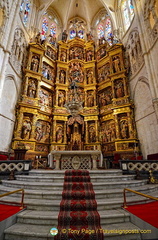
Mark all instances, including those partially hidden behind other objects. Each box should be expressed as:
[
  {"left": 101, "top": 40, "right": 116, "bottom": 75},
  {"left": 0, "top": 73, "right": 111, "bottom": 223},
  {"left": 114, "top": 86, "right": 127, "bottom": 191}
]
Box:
[
  {"left": 152, "top": 98, "right": 158, "bottom": 120},
  {"left": 54, "top": 154, "right": 61, "bottom": 170},
  {"left": 92, "top": 154, "right": 98, "bottom": 170}
]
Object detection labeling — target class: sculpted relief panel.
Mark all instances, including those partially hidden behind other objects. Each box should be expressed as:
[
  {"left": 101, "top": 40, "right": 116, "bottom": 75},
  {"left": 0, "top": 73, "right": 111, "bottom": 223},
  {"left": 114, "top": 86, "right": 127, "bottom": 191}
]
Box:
[
  {"left": 10, "top": 28, "right": 27, "bottom": 75},
  {"left": 126, "top": 30, "right": 144, "bottom": 76},
  {"left": 144, "top": 0, "right": 158, "bottom": 44}
]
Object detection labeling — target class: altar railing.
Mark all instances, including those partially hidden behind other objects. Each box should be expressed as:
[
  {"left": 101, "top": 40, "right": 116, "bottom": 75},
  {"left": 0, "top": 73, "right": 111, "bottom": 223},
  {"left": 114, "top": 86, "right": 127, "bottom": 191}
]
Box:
[
  {"left": 0, "top": 160, "right": 31, "bottom": 175},
  {"left": 120, "top": 160, "right": 158, "bottom": 178}
]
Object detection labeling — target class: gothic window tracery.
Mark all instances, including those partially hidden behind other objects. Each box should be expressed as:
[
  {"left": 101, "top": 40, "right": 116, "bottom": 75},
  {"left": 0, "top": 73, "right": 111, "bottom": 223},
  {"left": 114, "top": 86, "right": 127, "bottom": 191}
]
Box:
[
  {"left": 68, "top": 18, "right": 86, "bottom": 40},
  {"left": 97, "top": 16, "right": 112, "bottom": 43},
  {"left": 41, "top": 13, "right": 57, "bottom": 40},
  {"left": 121, "top": 0, "right": 134, "bottom": 31},
  {"left": 20, "top": 0, "right": 31, "bottom": 26}
]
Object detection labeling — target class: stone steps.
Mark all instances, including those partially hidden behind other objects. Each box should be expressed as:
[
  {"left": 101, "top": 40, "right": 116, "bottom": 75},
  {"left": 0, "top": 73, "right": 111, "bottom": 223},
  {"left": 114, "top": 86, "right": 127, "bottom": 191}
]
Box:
[
  {"left": 4, "top": 222, "right": 141, "bottom": 240},
  {"left": 16, "top": 209, "right": 130, "bottom": 226},
  {"left": 29, "top": 169, "right": 123, "bottom": 177},
  {"left": 1, "top": 169, "right": 158, "bottom": 240},
  {"left": 0, "top": 183, "right": 157, "bottom": 200},
  {"left": 2, "top": 190, "right": 158, "bottom": 211},
  {"left": 15, "top": 174, "right": 135, "bottom": 182},
  {"left": 2, "top": 179, "right": 147, "bottom": 190}
]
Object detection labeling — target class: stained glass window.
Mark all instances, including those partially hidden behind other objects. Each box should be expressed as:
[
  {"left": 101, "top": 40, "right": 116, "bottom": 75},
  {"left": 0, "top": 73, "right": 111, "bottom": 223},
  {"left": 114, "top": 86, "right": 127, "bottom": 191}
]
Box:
[
  {"left": 50, "top": 23, "right": 56, "bottom": 37},
  {"left": 23, "top": 1, "right": 31, "bottom": 25},
  {"left": 129, "top": 0, "right": 134, "bottom": 16},
  {"left": 78, "top": 29, "right": 84, "bottom": 39},
  {"left": 105, "top": 17, "right": 112, "bottom": 40},
  {"left": 97, "top": 22, "right": 104, "bottom": 39},
  {"left": 41, "top": 17, "right": 48, "bottom": 39},
  {"left": 20, "top": 0, "right": 31, "bottom": 26},
  {"left": 41, "top": 14, "right": 57, "bottom": 41},
  {"left": 97, "top": 17, "right": 112, "bottom": 42},
  {"left": 122, "top": 0, "right": 134, "bottom": 30},
  {"left": 20, "top": 0, "right": 25, "bottom": 12},
  {"left": 70, "top": 30, "right": 76, "bottom": 39}
]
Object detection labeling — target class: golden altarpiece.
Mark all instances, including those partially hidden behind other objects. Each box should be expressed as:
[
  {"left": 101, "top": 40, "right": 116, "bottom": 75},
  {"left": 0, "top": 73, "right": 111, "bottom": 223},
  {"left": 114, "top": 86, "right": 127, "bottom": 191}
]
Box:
[{"left": 12, "top": 35, "right": 139, "bottom": 161}]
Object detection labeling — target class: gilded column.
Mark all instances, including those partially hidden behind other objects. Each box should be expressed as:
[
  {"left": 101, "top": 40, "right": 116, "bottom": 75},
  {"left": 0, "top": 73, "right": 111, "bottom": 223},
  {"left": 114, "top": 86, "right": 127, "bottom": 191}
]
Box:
[
  {"left": 114, "top": 114, "right": 120, "bottom": 139},
  {"left": 95, "top": 120, "right": 98, "bottom": 142},
  {"left": 53, "top": 120, "right": 57, "bottom": 142},
  {"left": 27, "top": 51, "right": 33, "bottom": 70},
  {"left": 111, "top": 80, "right": 115, "bottom": 98},
  {"left": 36, "top": 79, "right": 40, "bottom": 99},
  {"left": 64, "top": 121, "right": 67, "bottom": 143},
  {"left": 94, "top": 90, "right": 97, "bottom": 106},
  {"left": 85, "top": 91, "right": 87, "bottom": 107},
  {"left": 56, "top": 90, "right": 58, "bottom": 106},
  {"left": 39, "top": 55, "right": 43, "bottom": 74},
  {"left": 15, "top": 111, "right": 24, "bottom": 139},
  {"left": 85, "top": 121, "right": 88, "bottom": 143},
  {"left": 123, "top": 78, "right": 128, "bottom": 96},
  {"left": 127, "top": 112, "right": 134, "bottom": 138},
  {"left": 30, "top": 114, "right": 37, "bottom": 140},
  {"left": 23, "top": 76, "right": 29, "bottom": 96},
  {"left": 65, "top": 89, "right": 68, "bottom": 102}
]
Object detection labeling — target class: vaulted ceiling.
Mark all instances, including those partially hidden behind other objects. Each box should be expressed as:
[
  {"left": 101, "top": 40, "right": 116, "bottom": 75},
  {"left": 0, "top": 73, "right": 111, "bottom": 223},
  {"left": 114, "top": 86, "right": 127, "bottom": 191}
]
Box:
[{"left": 38, "top": 0, "right": 116, "bottom": 29}]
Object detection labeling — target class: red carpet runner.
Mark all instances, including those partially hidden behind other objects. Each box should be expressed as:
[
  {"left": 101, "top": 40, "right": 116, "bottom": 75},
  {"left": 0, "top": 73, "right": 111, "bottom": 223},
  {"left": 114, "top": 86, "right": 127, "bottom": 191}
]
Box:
[
  {"left": 0, "top": 204, "right": 22, "bottom": 221},
  {"left": 126, "top": 201, "right": 158, "bottom": 228},
  {"left": 55, "top": 170, "right": 103, "bottom": 240}
]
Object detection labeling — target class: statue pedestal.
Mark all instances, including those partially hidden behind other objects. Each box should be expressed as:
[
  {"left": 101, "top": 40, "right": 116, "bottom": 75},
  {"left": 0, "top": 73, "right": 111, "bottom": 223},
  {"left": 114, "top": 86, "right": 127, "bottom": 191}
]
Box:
[
  {"left": 14, "top": 149, "right": 28, "bottom": 160},
  {"left": 49, "top": 150, "right": 102, "bottom": 170}
]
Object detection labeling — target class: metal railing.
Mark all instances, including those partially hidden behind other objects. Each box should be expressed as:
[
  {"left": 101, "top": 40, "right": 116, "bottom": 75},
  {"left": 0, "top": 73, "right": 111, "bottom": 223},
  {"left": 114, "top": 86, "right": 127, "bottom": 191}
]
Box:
[
  {"left": 0, "top": 189, "right": 25, "bottom": 209},
  {"left": 123, "top": 188, "right": 158, "bottom": 208}
]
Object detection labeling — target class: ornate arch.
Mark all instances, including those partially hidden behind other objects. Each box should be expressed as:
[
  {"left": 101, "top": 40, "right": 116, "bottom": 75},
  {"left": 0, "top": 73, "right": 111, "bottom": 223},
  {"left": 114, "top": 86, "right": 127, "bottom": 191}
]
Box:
[
  {"left": 91, "top": 8, "right": 113, "bottom": 43},
  {"left": 40, "top": 7, "right": 62, "bottom": 41},
  {"left": 133, "top": 76, "right": 150, "bottom": 101},
  {"left": 68, "top": 17, "right": 87, "bottom": 40}
]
